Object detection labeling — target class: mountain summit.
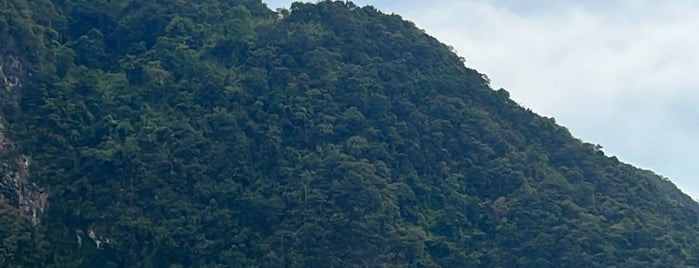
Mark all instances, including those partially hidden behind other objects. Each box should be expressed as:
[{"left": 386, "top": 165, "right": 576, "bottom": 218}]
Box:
[{"left": 1, "top": 0, "right": 698, "bottom": 267}]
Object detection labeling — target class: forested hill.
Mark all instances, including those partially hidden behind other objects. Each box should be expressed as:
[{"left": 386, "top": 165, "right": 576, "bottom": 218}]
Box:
[{"left": 1, "top": 0, "right": 699, "bottom": 266}]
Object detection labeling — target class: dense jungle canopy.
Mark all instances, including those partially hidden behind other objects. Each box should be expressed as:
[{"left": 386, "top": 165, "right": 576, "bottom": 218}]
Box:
[{"left": 1, "top": 0, "right": 699, "bottom": 267}]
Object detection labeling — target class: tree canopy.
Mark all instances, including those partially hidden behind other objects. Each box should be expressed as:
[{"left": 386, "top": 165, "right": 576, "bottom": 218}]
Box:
[{"left": 1, "top": 0, "right": 698, "bottom": 267}]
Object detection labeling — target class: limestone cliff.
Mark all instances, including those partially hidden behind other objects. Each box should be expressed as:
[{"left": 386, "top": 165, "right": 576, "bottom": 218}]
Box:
[{"left": 0, "top": 47, "right": 47, "bottom": 226}]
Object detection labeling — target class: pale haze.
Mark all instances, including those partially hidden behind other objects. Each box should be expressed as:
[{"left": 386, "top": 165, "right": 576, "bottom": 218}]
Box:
[{"left": 264, "top": 0, "right": 699, "bottom": 199}]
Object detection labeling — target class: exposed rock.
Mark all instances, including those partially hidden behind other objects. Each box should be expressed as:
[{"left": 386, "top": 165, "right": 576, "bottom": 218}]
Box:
[
  {"left": 88, "top": 227, "right": 111, "bottom": 249},
  {"left": 0, "top": 50, "right": 47, "bottom": 226},
  {"left": 0, "top": 53, "right": 24, "bottom": 94},
  {"left": 0, "top": 152, "right": 47, "bottom": 226},
  {"left": 77, "top": 227, "right": 112, "bottom": 250}
]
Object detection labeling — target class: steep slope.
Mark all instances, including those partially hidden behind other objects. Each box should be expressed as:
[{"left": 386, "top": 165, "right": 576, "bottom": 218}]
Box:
[{"left": 1, "top": 0, "right": 698, "bottom": 267}]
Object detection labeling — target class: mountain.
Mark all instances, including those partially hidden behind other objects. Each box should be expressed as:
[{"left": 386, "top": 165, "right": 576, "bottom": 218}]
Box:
[{"left": 1, "top": 0, "right": 699, "bottom": 267}]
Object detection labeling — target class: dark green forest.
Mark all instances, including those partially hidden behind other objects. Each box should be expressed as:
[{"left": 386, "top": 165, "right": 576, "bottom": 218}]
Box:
[{"left": 1, "top": 0, "right": 699, "bottom": 267}]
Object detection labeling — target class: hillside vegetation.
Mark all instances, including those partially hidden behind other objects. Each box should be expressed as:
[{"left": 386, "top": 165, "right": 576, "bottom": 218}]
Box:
[{"left": 1, "top": 0, "right": 698, "bottom": 267}]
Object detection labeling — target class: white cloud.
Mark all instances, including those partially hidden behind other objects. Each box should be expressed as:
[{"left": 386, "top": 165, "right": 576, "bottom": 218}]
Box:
[{"left": 407, "top": 1, "right": 699, "bottom": 198}]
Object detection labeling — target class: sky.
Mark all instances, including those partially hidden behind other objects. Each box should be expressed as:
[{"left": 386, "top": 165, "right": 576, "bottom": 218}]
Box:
[{"left": 264, "top": 0, "right": 699, "bottom": 199}]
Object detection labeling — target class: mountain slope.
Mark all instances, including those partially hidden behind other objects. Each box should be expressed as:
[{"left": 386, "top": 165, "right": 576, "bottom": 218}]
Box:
[{"left": 1, "top": 0, "right": 698, "bottom": 267}]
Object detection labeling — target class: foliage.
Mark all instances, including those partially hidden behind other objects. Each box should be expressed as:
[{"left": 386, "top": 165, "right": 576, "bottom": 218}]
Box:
[{"left": 2, "top": 0, "right": 699, "bottom": 267}]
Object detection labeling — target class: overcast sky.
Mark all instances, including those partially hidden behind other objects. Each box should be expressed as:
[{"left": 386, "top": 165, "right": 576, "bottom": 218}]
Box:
[{"left": 264, "top": 0, "right": 699, "bottom": 199}]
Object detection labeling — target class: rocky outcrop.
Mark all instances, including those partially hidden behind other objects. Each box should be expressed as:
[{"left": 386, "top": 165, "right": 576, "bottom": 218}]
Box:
[
  {"left": 0, "top": 54, "right": 23, "bottom": 93},
  {"left": 0, "top": 154, "right": 48, "bottom": 226},
  {"left": 76, "top": 227, "right": 112, "bottom": 249},
  {"left": 0, "top": 49, "right": 47, "bottom": 226}
]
